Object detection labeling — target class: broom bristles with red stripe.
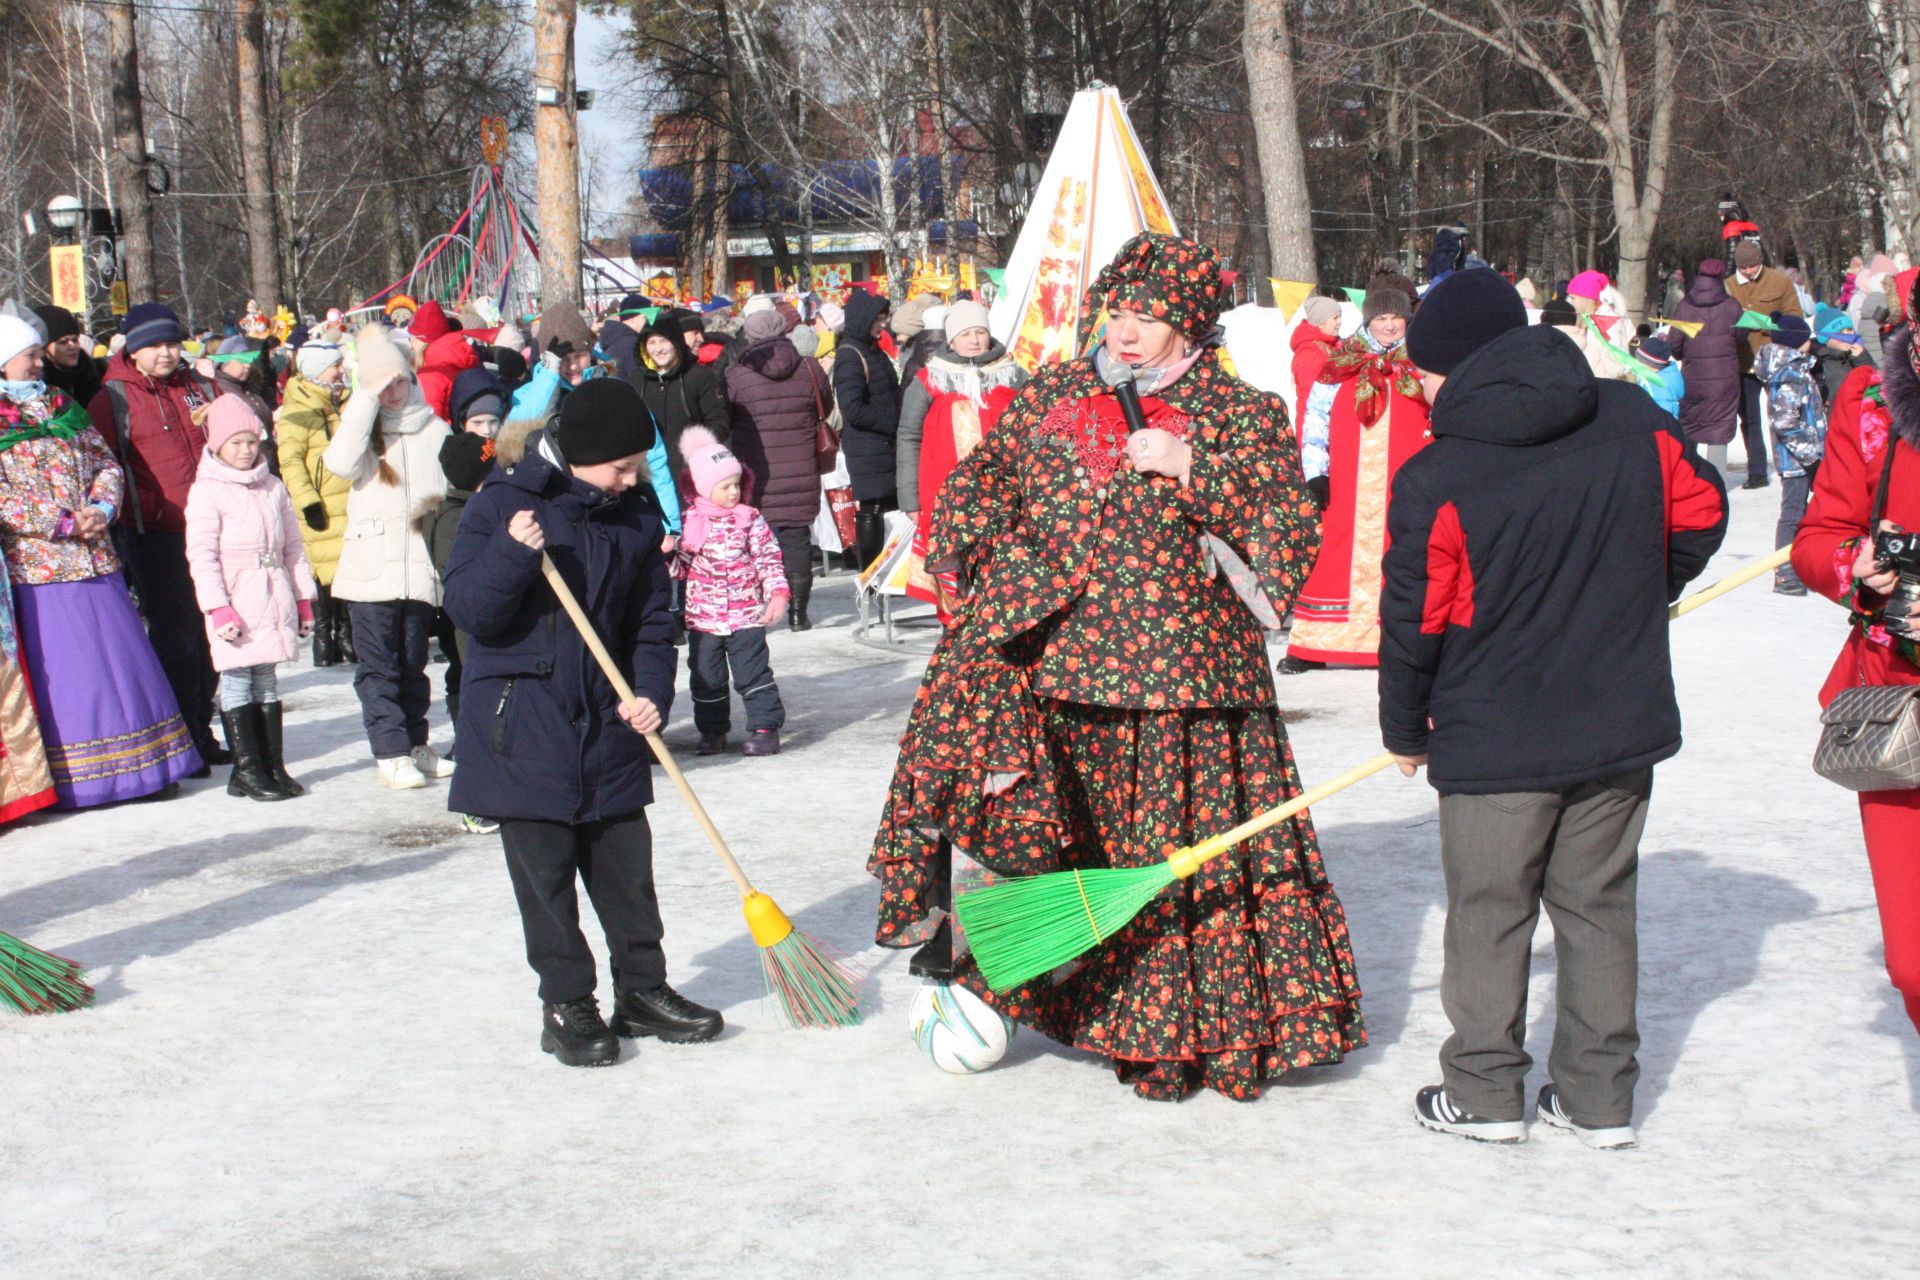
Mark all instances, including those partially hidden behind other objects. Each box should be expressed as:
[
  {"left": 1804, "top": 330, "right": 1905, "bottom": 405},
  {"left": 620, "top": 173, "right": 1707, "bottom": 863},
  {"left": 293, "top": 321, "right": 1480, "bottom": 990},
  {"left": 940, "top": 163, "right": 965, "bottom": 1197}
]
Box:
[{"left": 0, "top": 930, "right": 93, "bottom": 1014}]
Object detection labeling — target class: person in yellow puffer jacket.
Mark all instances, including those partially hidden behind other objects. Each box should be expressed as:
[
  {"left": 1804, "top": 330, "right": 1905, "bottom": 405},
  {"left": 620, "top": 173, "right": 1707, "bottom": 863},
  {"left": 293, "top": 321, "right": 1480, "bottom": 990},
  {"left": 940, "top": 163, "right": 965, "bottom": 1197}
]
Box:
[{"left": 277, "top": 340, "right": 354, "bottom": 666}]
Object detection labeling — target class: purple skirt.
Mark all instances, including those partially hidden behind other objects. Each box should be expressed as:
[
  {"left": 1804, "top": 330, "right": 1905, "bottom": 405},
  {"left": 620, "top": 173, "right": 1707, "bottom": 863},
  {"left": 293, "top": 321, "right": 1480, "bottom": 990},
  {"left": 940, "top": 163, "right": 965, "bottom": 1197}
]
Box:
[{"left": 14, "top": 572, "right": 201, "bottom": 807}]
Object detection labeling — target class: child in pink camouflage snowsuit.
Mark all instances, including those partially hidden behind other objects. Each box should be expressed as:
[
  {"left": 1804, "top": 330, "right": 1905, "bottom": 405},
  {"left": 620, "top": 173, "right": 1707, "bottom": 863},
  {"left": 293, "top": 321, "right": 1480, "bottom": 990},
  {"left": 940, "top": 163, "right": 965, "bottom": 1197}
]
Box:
[{"left": 673, "top": 426, "right": 789, "bottom": 757}]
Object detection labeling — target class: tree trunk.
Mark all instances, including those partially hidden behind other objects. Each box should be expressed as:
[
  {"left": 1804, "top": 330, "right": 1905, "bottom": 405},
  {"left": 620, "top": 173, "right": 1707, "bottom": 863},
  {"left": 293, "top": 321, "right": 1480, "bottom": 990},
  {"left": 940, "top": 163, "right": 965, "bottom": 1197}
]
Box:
[
  {"left": 534, "top": 0, "right": 581, "bottom": 314},
  {"left": 105, "top": 0, "right": 156, "bottom": 302},
  {"left": 1242, "top": 0, "right": 1316, "bottom": 283},
  {"left": 234, "top": 0, "right": 283, "bottom": 315}
]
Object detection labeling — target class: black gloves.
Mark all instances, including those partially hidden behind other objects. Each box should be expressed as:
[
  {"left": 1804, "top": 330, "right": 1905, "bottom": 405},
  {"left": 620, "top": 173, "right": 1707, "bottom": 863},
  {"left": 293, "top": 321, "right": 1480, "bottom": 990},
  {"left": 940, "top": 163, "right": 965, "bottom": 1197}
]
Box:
[
  {"left": 303, "top": 503, "right": 328, "bottom": 532},
  {"left": 1306, "top": 475, "right": 1331, "bottom": 511}
]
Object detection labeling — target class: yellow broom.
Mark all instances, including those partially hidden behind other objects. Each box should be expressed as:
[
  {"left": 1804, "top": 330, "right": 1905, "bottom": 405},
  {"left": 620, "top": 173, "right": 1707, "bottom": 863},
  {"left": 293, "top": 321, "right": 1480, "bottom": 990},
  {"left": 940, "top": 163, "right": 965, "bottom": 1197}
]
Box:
[{"left": 540, "top": 555, "right": 861, "bottom": 1028}]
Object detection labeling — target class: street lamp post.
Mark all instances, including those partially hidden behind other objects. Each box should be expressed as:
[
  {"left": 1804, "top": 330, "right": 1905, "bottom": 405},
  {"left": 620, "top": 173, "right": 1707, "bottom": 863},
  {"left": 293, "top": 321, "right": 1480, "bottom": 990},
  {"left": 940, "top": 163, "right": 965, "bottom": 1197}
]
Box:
[{"left": 45, "top": 196, "right": 89, "bottom": 332}]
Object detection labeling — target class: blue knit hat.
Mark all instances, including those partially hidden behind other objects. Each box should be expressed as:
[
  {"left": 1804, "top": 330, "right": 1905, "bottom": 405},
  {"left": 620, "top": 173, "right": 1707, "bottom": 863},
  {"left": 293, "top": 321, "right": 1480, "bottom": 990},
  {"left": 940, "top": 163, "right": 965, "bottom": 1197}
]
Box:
[
  {"left": 122, "top": 302, "right": 183, "bottom": 354},
  {"left": 1769, "top": 311, "right": 1812, "bottom": 350}
]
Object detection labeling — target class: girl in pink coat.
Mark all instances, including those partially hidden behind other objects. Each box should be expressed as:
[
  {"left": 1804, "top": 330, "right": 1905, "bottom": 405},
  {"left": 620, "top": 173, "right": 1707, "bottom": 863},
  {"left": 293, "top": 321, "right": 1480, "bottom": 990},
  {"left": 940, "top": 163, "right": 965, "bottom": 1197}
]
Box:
[
  {"left": 672, "top": 426, "right": 788, "bottom": 757},
  {"left": 185, "top": 395, "right": 318, "bottom": 800}
]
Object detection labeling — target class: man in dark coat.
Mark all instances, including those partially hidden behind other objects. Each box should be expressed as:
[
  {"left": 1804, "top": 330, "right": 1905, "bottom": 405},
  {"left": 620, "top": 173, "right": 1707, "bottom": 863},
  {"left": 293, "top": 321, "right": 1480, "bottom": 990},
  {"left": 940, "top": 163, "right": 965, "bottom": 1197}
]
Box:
[
  {"left": 1385, "top": 270, "right": 1727, "bottom": 1148},
  {"left": 725, "top": 308, "right": 834, "bottom": 628},
  {"left": 89, "top": 302, "right": 229, "bottom": 771},
  {"left": 1669, "top": 258, "right": 1743, "bottom": 480},
  {"left": 34, "top": 304, "right": 104, "bottom": 408},
  {"left": 833, "top": 290, "right": 900, "bottom": 567},
  {"left": 443, "top": 378, "right": 722, "bottom": 1067}
]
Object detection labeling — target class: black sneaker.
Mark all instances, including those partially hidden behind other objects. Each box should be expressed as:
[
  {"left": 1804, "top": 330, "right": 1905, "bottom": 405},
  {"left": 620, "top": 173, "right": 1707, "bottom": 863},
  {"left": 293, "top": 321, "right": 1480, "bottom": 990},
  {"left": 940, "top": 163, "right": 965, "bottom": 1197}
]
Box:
[
  {"left": 1536, "top": 1083, "right": 1636, "bottom": 1149},
  {"left": 1414, "top": 1085, "right": 1526, "bottom": 1143},
  {"left": 696, "top": 732, "right": 726, "bottom": 757},
  {"left": 1276, "top": 655, "right": 1324, "bottom": 676},
  {"left": 907, "top": 918, "right": 954, "bottom": 981},
  {"left": 1741, "top": 476, "right": 1770, "bottom": 490},
  {"left": 609, "top": 982, "right": 723, "bottom": 1043},
  {"left": 540, "top": 996, "right": 620, "bottom": 1067},
  {"left": 1773, "top": 569, "right": 1808, "bottom": 597}
]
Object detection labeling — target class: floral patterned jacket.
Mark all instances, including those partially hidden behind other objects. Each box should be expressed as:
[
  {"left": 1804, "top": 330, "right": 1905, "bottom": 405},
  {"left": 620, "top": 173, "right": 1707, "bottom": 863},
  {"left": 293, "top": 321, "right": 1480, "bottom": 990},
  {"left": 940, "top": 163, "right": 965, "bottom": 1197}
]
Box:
[
  {"left": 0, "top": 392, "right": 125, "bottom": 585},
  {"left": 928, "top": 346, "right": 1318, "bottom": 710}
]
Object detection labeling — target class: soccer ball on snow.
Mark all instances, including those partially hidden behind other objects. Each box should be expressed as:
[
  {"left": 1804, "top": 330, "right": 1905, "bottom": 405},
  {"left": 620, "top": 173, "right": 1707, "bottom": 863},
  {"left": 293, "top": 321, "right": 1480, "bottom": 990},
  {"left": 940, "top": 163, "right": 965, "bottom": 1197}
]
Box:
[{"left": 907, "top": 982, "right": 1015, "bottom": 1074}]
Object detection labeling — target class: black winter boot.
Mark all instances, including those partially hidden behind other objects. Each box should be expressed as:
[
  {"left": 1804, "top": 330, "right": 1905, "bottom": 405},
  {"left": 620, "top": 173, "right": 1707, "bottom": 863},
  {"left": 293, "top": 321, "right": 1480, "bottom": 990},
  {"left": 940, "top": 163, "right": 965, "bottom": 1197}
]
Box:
[
  {"left": 312, "top": 589, "right": 339, "bottom": 667},
  {"left": 541, "top": 996, "right": 621, "bottom": 1067},
  {"left": 221, "top": 705, "right": 293, "bottom": 801},
  {"left": 610, "top": 982, "right": 724, "bottom": 1043},
  {"left": 258, "top": 701, "right": 305, "bottom": 796},
  {"left": 192, "top": 722, "right": 233, "bottom": 768},
  {"left": 855, "top": 504, "right": 887, "bottom": 571},
  {"left": 787, "top": 568, "right": 813, "bottom": 631},
  {"left": 334, "top": 606, "right": 357, "bottom": 665},
  {"left": 907, "top": 917, "right": 954, "bottom": 981}
]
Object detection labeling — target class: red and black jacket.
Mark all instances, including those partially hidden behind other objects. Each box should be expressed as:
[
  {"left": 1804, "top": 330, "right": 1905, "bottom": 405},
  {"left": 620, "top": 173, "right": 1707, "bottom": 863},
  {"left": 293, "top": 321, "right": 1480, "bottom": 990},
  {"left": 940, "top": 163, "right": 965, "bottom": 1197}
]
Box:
[{"left": 1379, "top": 325, "right": 1728, "bottom": 793}]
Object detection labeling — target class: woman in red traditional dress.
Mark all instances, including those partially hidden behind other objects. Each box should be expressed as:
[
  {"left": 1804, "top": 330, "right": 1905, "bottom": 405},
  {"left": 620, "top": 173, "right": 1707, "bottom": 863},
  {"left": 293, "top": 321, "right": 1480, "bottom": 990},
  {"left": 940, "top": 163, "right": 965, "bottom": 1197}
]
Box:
[
  {"left": 894, "top": 300, "right": 1027, "bottom": 624},
  {"left": 868, "top": 234, "right": 1366, "bottom": 1101},
  {"left": 1282, "top": 287, "right": 1432, "bottom": 672}
]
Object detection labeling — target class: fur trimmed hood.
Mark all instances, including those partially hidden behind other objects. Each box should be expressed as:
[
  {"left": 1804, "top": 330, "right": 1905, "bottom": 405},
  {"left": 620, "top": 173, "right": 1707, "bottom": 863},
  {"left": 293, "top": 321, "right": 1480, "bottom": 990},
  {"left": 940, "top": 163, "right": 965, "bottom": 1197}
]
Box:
[{"left": 1880, "top": 326, "right": 1920, "bottom": 451}]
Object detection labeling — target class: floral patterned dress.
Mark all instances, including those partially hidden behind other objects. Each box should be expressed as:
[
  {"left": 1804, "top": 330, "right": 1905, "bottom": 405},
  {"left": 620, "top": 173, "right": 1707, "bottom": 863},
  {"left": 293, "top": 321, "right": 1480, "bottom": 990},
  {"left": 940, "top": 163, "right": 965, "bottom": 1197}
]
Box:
[{"left": 869, "top": 347, "right": 1367, "bottom": 1100}]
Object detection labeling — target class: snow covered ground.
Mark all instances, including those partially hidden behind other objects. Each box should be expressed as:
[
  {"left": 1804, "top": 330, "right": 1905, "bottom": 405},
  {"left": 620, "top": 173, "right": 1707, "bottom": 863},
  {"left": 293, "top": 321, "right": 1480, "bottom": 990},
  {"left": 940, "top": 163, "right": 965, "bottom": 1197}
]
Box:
[{"left": 3, "top": 481, "right": 1917, "bottom": 1279}]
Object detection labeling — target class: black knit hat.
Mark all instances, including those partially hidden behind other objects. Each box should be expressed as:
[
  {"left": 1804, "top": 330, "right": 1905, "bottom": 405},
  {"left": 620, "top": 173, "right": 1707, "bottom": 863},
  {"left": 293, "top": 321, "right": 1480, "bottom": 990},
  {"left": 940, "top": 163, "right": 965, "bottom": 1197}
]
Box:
[
  {"left": 1540, "top": 297, "right": 1578, "bottom": 327},
  {"left": 439, "top": 429, "right": 495, "bottom": 493},
  {"left": 615, "top": 292, "right": 648, "bottom": 317},
  {"left": 554, "top": 377, "right": 656, "bottom": 465},
  {"left": 32, "top": 305, "right": 80, "bottom": 343},
  {"left": 1404, "top": 269, "right": 1528, "bottom": 374}
]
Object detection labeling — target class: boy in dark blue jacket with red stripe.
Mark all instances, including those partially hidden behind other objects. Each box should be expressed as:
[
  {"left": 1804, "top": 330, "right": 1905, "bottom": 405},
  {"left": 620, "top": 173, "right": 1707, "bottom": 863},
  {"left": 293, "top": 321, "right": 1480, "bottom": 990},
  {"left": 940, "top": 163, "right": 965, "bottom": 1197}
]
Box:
[{"left": 1381, "top": 270, "right": 1727, "bottom": 1148}]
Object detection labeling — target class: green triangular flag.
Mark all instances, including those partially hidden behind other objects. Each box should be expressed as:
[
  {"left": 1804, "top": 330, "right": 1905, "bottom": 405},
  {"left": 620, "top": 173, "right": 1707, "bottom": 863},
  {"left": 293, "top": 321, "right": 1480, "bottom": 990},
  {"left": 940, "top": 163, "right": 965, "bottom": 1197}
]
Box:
[
  {"left": 1341, "top": 287, "right": 1366, "bottom": 305},
  {"left": 639, "top": 307, "right": 661, "bottom": 325},
  {"left": 1734, "top": 309, "right": 1775, "bottom": 331},
  {"left": 981, "top": 267, "right": 1006, "bottom": 288},
  {"left": 209, "top": 350, "right": 262, "bottom": 365}
]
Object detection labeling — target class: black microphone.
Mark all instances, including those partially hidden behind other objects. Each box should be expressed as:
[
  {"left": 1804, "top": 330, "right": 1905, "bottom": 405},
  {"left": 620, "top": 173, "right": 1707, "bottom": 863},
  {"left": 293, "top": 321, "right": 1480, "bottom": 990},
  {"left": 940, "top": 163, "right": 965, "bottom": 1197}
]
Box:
[{"left": 1100, "top": 358, "right": 1151, "bottom": 437}]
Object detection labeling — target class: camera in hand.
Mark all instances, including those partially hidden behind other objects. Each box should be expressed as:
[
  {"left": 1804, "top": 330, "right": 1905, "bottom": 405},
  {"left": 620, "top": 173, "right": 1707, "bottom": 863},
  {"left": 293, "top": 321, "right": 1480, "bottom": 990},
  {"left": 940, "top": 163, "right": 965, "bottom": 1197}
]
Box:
[{"left": 1874, "top": 523, "right": 1920, "bottom": 637}]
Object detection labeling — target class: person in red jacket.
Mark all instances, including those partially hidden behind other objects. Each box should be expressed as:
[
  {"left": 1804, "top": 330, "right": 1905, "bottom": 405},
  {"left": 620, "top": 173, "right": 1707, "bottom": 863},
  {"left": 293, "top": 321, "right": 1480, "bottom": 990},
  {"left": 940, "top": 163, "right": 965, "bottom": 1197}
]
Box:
[
  {"left": 1791, "top": 317, "right": 1920, "bottom": 1041},
  {"left": 1288, "top": 295, "right": 1341, "bottom": 437},
  {"left": 89, "top": 302, "right": 229, "bottom": 771},
  {"left": 1383, "top": 270, "right": 1727, "bottom": 1148},
  {"left": 417, "top": 331, "right": 481, "bottom": 424}
]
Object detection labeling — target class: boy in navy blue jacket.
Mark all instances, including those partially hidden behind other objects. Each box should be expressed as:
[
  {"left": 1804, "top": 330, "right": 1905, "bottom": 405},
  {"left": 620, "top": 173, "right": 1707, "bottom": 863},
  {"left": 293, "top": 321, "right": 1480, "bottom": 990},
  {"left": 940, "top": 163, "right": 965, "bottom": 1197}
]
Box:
[
  {"left": 1383, "top": 270, "right": 1727, "bottom": 1148},
  {"left": 443, "top": 378, "right": 721, "bottom": 1067}
]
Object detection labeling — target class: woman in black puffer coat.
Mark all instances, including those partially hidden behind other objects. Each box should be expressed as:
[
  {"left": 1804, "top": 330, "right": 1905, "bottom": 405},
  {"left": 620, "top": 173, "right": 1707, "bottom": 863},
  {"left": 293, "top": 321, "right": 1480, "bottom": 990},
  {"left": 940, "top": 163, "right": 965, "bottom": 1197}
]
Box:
[
  {"left": 726, "top": 309, "right": 834, "bottom": 627},
  {"left": 832, "top": 291, "right": 900, "bottom": 567},
  {"left": 1670, "top": 257, "right": 1743, "bottom": 479}
]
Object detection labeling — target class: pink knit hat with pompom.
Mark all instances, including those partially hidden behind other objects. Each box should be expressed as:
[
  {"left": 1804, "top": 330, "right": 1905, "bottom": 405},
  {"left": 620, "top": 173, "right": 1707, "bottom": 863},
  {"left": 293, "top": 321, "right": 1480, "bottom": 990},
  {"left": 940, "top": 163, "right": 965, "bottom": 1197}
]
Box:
[
  {"left": 206, "top": 394, "right": 263, "bottom": 455},
  {"left": 679, "top": 425, "right": 742, "bottom": 499}
]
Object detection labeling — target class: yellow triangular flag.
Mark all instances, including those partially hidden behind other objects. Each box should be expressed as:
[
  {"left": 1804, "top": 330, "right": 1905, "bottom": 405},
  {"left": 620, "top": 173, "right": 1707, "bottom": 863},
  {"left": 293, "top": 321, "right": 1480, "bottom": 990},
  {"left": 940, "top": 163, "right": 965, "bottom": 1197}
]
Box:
[
  {"left": 1268, "top": 278, "right": 1316, "bottom": 323},
  {"left": 1654, "top": 317, "right": 1703, "bottom": 338}
]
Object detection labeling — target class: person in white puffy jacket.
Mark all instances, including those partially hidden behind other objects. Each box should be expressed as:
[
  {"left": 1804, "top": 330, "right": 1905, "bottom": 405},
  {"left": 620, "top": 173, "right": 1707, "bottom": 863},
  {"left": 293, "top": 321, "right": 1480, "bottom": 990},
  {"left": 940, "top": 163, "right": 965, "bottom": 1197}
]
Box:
[{"left": 325, "top": 326, "right": 454, "bottom": 789}]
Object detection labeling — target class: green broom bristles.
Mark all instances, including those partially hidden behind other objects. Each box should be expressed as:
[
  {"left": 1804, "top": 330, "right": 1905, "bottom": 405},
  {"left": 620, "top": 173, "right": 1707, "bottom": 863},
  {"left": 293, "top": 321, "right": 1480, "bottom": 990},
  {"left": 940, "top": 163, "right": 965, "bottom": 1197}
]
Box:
[
  {"left": 0, "top": 930, "right": 94, "bottom": 1015},
  {"left": 956, "top": 864, "right": 1180, "bottom": 992}
]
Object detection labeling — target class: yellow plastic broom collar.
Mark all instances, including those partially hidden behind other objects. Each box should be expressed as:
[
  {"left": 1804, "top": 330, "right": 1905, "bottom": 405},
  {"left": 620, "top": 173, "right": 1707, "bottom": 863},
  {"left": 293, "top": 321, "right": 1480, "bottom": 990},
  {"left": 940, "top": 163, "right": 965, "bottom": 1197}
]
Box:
[
  {"left": 1168, "top": 834, "right": 1233, "bottom": 880},
  {"left": 741, "top": 892, "right": 795, "bottom": 948}
]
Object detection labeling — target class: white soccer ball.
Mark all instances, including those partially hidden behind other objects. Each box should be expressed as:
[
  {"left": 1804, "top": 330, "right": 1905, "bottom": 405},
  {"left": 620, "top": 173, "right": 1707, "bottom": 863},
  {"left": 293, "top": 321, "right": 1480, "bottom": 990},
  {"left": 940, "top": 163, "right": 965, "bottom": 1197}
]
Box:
[{"left": 907, "top": 982, "right": 1015, "bottom": 1074}]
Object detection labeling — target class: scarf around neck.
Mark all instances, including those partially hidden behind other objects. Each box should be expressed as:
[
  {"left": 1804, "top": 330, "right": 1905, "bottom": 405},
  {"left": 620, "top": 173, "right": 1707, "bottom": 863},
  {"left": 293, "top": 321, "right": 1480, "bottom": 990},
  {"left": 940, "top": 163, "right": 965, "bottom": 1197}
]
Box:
[
  {"left": 682, "top": 494, "right": 758, "bottom": 554},
  {"left": 1317, "top": 329, "right": 1421, "bottom": 427},
  {"left": 0, "top": 389, "right": 89, "bottom": 454}
]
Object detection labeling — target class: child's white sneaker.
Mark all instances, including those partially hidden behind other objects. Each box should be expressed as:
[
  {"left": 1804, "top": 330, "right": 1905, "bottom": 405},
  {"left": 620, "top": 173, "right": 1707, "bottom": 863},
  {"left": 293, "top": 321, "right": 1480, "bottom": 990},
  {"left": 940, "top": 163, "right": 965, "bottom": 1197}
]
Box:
[
  {"left": 410, "top": 745, "right": 455, "bottom": 779},
  {"left": 378, "top": 755, "right": 428, "bottom": 790}
]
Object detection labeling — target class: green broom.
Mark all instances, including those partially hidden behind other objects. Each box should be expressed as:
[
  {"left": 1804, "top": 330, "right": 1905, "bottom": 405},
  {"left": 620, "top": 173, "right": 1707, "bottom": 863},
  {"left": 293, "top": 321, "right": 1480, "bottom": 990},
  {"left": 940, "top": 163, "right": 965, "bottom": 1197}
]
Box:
[
  {"left": 0, "top": 930, "right": 93, "bottom": 1014},
  {"left": 540, "top": 556, "right": 862, "bottom": 1029},
  {"left": 957, "top": 545, "right": 1793, "bottom": 992}
]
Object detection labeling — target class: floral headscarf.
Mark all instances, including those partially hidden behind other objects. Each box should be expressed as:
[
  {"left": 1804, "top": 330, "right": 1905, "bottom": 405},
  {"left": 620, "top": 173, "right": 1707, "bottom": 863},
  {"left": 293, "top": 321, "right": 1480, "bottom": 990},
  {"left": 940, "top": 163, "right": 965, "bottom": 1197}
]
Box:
[
  {"left": 1316, "top": 328, "right": 1423, "bottom": 427},
  {"left": 1085, "top": 232, "right": 1227, "bottom": 340}
]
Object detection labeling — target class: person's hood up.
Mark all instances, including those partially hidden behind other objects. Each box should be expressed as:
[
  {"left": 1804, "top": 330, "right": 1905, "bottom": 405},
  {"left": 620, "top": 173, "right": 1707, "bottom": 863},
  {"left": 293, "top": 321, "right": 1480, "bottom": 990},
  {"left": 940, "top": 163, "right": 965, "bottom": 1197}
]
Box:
[
  {"left": 597, "top": 318, "right": 639, "bottom": 365},
  {"left": 1684, "top": 271, "right": 1731, "bottom": 307},
  {"left": 842, "top": 291, "right": 891, "bottom": 348},
  {"left": 451, "top": 365, "right": 508, "bottom": 428},
  {"left": 638, "top": 320, "right": 692, "bottom": 376},
  {"left": 420, "top": 331, "right": 479, "bottom": 381},
  {"left": 1429, "top": 324, "right": 1598, "bottom": 447},
  {"left": 739, "top": 332, "right": 803, "bottom": 380},
  {"left": 282, "top": 373, "right": 340, "bottom": 415}
]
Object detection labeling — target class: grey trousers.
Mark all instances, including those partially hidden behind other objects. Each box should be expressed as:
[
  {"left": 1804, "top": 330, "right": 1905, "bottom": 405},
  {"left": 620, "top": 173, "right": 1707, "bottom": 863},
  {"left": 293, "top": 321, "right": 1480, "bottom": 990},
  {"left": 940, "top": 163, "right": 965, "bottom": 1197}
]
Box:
[{"left": 1437, "top": 768, "right": 1653, "bottom": 1127}]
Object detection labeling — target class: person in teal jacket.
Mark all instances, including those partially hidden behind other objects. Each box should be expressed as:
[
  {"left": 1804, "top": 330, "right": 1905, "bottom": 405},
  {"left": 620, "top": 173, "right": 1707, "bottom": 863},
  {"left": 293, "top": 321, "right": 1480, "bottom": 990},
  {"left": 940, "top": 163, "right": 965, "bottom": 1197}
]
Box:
[
  {"left": 1631, "top": 335, "right": 1685, "bottom": 418},
  {"left": 509, "top": 341, "right": 680, "bottom": 537}
]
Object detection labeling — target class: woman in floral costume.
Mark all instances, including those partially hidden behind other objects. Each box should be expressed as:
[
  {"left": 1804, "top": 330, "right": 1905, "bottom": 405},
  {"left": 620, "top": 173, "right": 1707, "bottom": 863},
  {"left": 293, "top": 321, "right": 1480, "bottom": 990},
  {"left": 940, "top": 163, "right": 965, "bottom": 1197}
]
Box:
[
  {"left": 0, "top": 316, "right": 200, "bottom": 806},
  {"left": 868, "top": 233, "right": 1366, "bottom": 1100}
]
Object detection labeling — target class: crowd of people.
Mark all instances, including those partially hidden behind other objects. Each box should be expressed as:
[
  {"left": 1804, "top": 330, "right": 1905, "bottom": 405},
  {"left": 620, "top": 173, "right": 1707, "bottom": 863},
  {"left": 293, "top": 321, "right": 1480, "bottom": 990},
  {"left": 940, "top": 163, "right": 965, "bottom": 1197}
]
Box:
[{"left": 1, "top": 221, "right": 1913, "bottom": 1137}]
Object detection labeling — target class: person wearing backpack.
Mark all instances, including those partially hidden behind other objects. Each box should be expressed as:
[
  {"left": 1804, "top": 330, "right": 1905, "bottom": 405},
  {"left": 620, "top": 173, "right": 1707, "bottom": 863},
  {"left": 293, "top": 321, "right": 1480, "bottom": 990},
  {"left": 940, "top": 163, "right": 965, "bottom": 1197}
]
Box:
[{"left": 832, "top": 291, "right": 901, "bottom": 569}]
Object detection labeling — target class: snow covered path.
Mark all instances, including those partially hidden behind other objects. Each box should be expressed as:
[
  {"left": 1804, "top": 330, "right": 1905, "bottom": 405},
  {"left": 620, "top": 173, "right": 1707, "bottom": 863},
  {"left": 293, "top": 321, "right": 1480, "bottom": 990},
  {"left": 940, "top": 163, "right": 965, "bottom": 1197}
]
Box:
[{"left": 3, "top": 486, "right": 1916, "bottom": 1278}]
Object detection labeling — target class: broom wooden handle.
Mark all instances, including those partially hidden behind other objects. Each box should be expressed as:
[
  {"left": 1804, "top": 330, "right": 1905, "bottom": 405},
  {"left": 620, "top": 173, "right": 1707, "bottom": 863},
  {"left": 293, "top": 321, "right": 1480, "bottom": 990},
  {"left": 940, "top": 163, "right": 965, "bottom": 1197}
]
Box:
[
  {"left": 1176, "top": 543, "right": 1795, "bottom": 875},
  {"left": 1668, "top": 545, "right": 1791, "bottom": 619},
  {"left": 539, "top": 553, "right": 756, "bottom": 900}
]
